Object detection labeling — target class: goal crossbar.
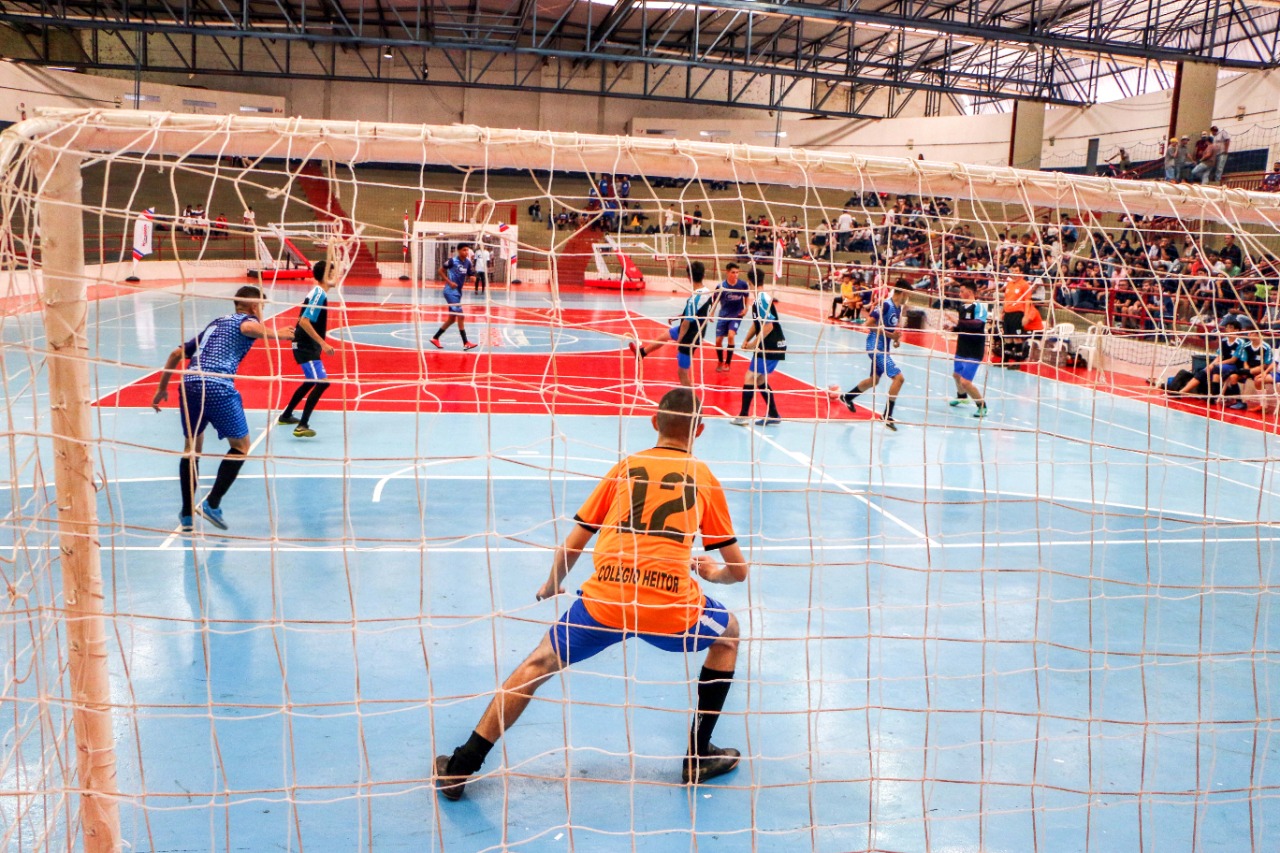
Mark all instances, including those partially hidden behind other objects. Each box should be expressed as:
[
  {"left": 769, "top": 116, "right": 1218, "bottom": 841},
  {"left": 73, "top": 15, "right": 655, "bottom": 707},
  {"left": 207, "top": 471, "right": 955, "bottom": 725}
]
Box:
[{"left": 9, "top": 108, "right": 1280, "bottom": 227}]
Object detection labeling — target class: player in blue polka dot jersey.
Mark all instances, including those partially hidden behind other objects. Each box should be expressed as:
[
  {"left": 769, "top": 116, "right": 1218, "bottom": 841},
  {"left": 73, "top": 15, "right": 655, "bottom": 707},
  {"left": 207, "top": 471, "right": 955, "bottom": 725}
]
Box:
[{"left": 152, "top": 285, "right": 294, "bottom": 532}]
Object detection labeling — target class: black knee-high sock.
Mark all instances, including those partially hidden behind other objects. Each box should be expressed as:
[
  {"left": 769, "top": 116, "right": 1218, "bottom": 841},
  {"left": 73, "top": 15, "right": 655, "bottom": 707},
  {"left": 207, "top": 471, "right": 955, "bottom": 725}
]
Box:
[
  {"left": 460, "top": 328, "right": 470, "bottom": 345},
  {"left": 446, "top": 730, "right": 495, "bottom": 777},
  {"left": 842, "top": 386, "right": 864, "bottom": 406},
  {"left": 761, "top": 386, "right": 779, "bottom": 419},
  {"left": 179, "top": 457, "right": 199, "bottom": 517},
  {"left": 205, "top": 448, "right": 246, "bottom": 509},
  {"left": 299, "top": 381, "right": 329, "bottom": 427},
  {"left": 690, "top": 666, "right": 735, "bottom": 756},
  {"left": 432, "top": 327, "right": 445, "bottom": 340},
  {"left": 885, "top": 399, "right": 897, "bottom": 418},
  {"left": 739, "top": 385, "right": 755, "bottom": 417},
  {"left": 284, "top": 381, "right": 314, "bottom": 417}
]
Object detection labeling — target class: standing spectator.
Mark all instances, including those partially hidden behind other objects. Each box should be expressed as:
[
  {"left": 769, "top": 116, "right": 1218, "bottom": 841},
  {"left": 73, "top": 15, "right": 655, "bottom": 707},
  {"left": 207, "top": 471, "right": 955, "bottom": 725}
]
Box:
[
  {"left": 1211, "top": 125, "right": 1231, "bottom": 182},
  {"left": 1193, "top": 135, "right": 1221, "bottom": 185},
  {"left": 472, "top": 244, "right": 492, "bottom": 294},
  {"left": 1176, "top": 136, "right": 1193, "bottom": 182},
  {"left": 1162, "top": 137, "right": 1180, "bottom": 181},
  {"left": 618, "top": 176, "right": 631, "bottom": 199},
  {"left": 811, "top": 219, "right": 829, "bottom": 259},
  {"left": 1192, "top": 131, "right": 1211, "bottom": 176},
  {"left": 664, "top": 205, "right": 678, "bottom": 234},
  {"left": 1103, "top": 148, "right": 1132, "bottom": 177},
  {"left": 834, "top": 208, "right": 854, "bottom": 252},
  {"left": 242, "top": 205, "right": 256, "bottom": 229}
]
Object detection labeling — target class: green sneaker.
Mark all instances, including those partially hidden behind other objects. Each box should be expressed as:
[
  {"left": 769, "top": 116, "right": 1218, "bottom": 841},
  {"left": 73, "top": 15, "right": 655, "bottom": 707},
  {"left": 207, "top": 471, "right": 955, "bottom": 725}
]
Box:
[{"left": 293, "top": 425, "right": 316, "bottom": 438}]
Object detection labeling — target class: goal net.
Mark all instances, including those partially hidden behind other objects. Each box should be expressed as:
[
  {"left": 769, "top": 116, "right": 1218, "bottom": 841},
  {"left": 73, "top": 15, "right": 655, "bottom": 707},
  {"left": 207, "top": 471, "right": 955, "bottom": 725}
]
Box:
[{"left": 2, "top": 109, "right": 1279, "bottom": 852}]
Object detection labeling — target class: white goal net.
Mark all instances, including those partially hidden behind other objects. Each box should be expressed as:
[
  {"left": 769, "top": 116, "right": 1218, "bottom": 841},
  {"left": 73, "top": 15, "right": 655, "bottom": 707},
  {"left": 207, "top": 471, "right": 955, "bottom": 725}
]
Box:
[{"left": 2, "top": 110, "right": 1278, "bottom": 852}]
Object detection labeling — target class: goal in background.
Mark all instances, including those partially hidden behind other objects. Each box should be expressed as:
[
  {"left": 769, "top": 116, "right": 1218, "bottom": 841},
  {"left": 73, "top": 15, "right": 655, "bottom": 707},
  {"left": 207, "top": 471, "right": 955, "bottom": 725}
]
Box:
[{"left": 2, "top": 110, "right": 1278, "bottom": 852}]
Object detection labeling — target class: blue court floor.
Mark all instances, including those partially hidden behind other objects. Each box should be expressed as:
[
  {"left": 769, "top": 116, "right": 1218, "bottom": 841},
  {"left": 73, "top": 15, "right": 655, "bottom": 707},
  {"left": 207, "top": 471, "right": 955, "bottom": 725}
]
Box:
[{"left": 2, "top": 280, "right": 1278, "bottom": 852}]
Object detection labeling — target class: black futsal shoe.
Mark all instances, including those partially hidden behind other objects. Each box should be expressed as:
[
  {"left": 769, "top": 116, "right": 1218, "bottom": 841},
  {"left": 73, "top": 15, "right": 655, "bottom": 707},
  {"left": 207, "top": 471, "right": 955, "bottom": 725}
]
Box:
[
  {"left": 434, "top": 755, "right": 468, "bottom": 801},
  {"left": 682, "top": 744, "right": 741, "bottom": 784}
]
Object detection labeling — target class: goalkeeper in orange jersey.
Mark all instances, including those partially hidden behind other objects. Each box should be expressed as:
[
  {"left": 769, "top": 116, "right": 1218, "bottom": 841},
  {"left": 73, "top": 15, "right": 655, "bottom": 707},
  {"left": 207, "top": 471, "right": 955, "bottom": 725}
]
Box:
[{"left": 434, "top": 388, "right": 751, "bottom": 799}]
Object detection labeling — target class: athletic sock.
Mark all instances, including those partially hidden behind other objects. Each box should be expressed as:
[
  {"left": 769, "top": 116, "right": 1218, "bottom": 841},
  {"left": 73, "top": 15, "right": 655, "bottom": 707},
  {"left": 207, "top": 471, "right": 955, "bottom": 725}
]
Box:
[
  {"left": 690, "top": 666, "right": 735, "bottom": 756},
  {"left": 761, "top": 387, "right": 779, "bottom": 419},
  {"left": 956, "top": 392, "right": 968, "bottom": 400},
  {"left": 739, "top": 386, "right": 754, "bottom": 417},
  {"left": 432, "top": 328, "right": 444, "bottom": 340},
  {"left": 841, "top": 388, "right": 863, "bottom": 407},
  {"left": 885, "top": 399, "right": 897, "bottom": 419},
  {"left": 299, "top": 381, "right": 329, "bottom": 428},
  {"left": 284, "top": 382, "right": 313, "bottom": 417},
  {"left": 205, "top": 448, "right": 246, "bottom": 509},
  {"left": 460, "top": 329, "right": 470, "bottom": 345},
  {"left": 446, "top": 730, "right": 495, "bottom": 777},
  {"left": 179, "top": 457, "right": 198, "bottom": 517}
]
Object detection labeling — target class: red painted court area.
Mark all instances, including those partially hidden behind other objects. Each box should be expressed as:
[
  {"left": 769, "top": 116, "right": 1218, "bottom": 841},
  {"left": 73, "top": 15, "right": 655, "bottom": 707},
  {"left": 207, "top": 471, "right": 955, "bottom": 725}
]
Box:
[{"left": 102, "top": 302, "right": 868, "bottom": 421}]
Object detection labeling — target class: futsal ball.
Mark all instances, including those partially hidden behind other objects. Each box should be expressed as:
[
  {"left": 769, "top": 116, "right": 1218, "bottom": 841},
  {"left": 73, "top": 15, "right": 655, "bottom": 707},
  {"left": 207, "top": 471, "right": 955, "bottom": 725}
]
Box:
[{"left": 825, "top": 384, "right": 841, "bottom": 399}]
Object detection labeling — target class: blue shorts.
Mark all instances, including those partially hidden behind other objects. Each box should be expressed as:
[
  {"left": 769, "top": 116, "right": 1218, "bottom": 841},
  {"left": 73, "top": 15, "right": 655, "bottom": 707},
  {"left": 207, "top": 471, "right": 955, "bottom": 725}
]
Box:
[
  {"left": 300, "top": 360, "right": 327, "bottom": 381},
  {"left": 953, "top": 357, "right": 980, "bottom": 382},
  {"left": 869, "top": 351, "right": 901, "bottom": 379},
  {"left": 666, "top": 324, "right": 695, "bottom": 369},
  {"left": 716, "top": 318, "right": 742, "bottom": 338},
  {"left": 749, "top": 354, "right": 778, "bottom": 375},
  {"left": 180, "top": 381, "right": 248, "bottom": 441},
  {"left": 443, "top": 286, "right": 463, "bottom": 314},
  {"left": 549, "top": 594, "right": 731, "bottom": 665}
]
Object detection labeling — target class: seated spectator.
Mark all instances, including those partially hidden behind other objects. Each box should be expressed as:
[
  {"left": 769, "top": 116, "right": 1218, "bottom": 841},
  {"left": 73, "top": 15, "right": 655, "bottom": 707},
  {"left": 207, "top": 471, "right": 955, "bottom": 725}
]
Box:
[
  {"left": 1229, "top": 327, "right": 1275, "bottom": 410},
  {"left": 1177, "top": 318, "right": 1245, "bottom": 398},
  {"left": 1262, "top": 162, "right": 1280, "bottom": 192},
  {"left": 830, "top": 272, "right": 864, "bottom": 321}
]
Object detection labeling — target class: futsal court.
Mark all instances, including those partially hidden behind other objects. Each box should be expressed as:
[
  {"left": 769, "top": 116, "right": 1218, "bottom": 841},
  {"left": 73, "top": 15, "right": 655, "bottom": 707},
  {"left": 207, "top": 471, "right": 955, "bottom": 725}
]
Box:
[{"left": 2, "top": 276, "right": 1277, "bottom": 853}]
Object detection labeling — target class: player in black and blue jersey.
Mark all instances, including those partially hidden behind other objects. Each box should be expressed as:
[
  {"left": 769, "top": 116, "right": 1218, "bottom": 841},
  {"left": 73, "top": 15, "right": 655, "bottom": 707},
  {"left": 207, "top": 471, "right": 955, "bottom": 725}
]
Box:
[
  {"left": 277, "top": 260, "right": 335, "bottom": 437},
  {"left": 152, "top": 285, "right": 293, "bottom": 532},
  {"left": 731, "top": 290, "right": 787, "bottom": 426},
  {"left": 713, "top": 263, "right": 750, "bottom": 373},
  {"left": 627, "top": 261, "right": 714, "bottom": 387},
  {"left": 1227, "top": 327, "right": 1274, "bottom": 411},
  {"left": 828, "top": 287, "right": 909, "bottom": 430},
  {"left": 430, "top": 244, "right": 479, "bottom": 351},
  {"left": 947, "top": 280, "right": 990, "bottom": 418}
]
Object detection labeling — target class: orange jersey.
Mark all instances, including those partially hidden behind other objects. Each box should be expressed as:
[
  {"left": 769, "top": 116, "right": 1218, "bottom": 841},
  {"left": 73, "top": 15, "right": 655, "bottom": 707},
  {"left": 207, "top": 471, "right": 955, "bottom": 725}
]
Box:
[
  {"left": 1003, "top": 276, "right": 1032, "bottom": 314},
  {"left": 575, "top": 447, "right": 737, "bottom": 634}
]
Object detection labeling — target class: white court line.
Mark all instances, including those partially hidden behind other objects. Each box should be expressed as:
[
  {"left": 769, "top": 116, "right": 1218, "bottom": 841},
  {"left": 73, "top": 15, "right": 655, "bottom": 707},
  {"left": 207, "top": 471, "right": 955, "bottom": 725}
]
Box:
[
  {"left": 744, "top": 426, "right": 940, "bottom": 547},
  {"left": 3, "top": 536, "right": 1278, "bottom": 555},
  {"left": 157, "top": 426, "right": 272, "bottom": 550},
  {"left": 1, "top": 471, "right": 1246, "bottom": 526}
]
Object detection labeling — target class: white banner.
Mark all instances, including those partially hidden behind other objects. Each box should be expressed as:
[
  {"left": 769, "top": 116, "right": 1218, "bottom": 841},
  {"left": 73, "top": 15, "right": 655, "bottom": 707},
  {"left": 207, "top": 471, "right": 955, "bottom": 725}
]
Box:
[{"left": 132, "top": 209, "right": 154, "bottom": 260}]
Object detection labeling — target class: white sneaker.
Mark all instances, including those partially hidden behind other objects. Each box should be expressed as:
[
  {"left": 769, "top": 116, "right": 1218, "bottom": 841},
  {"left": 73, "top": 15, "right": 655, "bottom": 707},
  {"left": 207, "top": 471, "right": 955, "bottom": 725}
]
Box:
[{"left": 730, "top": 416, "right": 752, "bottom": 426}]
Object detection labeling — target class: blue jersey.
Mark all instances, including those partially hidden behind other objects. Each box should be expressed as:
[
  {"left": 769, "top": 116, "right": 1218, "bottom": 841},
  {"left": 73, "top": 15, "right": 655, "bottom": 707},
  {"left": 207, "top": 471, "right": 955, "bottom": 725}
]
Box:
[
  {"left": 442, "top": 255, "right": 474, "bottom": 289},
  {"left": 1234, "top": 340, "right": 1273, "bottom": 370},
  {"left": 182, "top": 313, "right": 257, "bottom": 388},
  {"left": 292, "top": 285, "right": 329, "bottom": 362},
  {"left": 675, "top": 290, "right": 716, "bottom": 345},
  {"left": 867, "top": 299, "right": 901, "bottom": 353},
  {"left": 717, "top": 278, "right": 750, "bottom": 318}
]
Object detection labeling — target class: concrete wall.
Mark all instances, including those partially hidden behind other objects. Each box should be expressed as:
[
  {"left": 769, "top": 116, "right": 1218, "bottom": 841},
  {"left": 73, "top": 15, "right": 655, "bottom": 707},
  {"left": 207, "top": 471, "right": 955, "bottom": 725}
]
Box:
[{"left": 0, "top": 63, "right": 283, "bottom": 123}]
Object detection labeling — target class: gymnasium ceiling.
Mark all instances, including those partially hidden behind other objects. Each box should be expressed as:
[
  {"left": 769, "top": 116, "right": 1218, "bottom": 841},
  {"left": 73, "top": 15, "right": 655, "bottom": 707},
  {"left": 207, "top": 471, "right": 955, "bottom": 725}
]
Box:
[{"left": 1, "top": 1, "right": 1279, "bottom": 119}]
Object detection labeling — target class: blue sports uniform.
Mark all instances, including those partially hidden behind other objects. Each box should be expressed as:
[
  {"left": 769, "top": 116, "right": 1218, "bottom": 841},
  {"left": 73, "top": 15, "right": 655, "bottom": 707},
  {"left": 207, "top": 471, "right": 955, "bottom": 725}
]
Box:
[
  {"left": 441, "top": 255, "right": 474, "bottom": 314},
  {"left": 953, "top": 300, "right": 989, "bottom": 382},
  {"left": 668, "top": 290, "right": 716, "bottom": 369},
  {"left": 747, "top": 292, "right": 786, "bottom": 374},
  {"left": 180, "top": 312, "right": 257, "bottom": 440},
  {"left": 715, "top": 277, "right": 750, "bottom": 338},
  {"left": 292, "top": 284, "right": 329, "bottom": 380},
  {"left": 866, "top": 298, "right": 902, "bottom": 379}
]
